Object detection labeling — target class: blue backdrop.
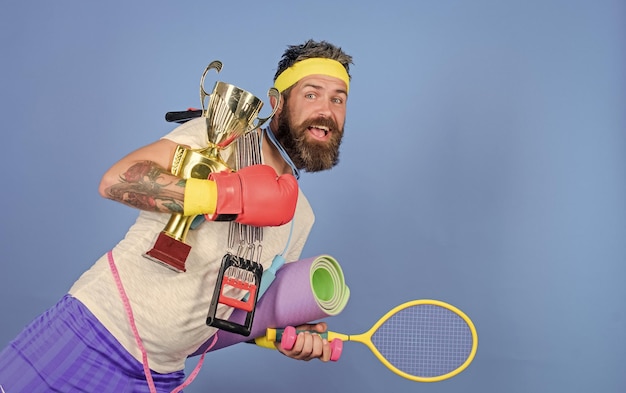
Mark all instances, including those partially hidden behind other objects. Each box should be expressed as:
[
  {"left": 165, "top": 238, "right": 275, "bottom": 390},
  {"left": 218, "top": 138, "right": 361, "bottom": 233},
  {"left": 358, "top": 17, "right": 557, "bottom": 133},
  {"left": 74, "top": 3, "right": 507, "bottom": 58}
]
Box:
[{"left": 1, "top": 1, "right": 624, "bottom": 392}]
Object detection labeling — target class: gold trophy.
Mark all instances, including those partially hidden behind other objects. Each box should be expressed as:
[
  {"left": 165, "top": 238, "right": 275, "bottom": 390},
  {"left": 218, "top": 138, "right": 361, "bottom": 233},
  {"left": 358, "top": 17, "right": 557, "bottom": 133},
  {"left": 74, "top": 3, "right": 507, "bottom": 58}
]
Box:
[{"left": 144, "top": 60, "right": 280, "bottom": 272}]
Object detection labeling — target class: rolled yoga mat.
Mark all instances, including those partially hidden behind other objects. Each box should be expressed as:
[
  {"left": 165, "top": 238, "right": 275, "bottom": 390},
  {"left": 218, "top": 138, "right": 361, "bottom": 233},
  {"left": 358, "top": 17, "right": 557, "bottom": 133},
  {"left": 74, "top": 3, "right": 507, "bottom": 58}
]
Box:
[{"left": 193, "top": 254, "right": 350, "bottom": 354}]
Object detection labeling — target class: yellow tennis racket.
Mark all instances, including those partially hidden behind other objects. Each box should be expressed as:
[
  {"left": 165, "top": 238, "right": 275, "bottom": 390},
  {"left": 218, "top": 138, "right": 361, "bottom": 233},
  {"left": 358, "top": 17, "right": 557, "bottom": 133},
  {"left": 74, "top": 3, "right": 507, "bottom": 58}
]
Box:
[{"left": 255, "top": 299, "right": 478, "bottom": 382}]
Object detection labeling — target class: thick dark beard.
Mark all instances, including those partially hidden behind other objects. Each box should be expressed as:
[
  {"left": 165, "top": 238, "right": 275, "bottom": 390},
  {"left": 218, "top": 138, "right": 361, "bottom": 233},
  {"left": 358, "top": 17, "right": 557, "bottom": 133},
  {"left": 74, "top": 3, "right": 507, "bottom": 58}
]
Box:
[{"left": 274, "top": 107, "right": 343, "bottom": 173}]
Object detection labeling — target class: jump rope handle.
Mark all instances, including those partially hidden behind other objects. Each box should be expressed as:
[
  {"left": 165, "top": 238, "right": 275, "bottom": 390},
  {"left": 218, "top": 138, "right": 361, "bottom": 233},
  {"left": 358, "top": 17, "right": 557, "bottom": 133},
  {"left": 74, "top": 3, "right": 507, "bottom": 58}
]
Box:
[
  {"left": 263, "top": 326, "right": 343, "bottom": 361},
  {"left": 165, "top": 108, "right": 203, "bottom": 123}
]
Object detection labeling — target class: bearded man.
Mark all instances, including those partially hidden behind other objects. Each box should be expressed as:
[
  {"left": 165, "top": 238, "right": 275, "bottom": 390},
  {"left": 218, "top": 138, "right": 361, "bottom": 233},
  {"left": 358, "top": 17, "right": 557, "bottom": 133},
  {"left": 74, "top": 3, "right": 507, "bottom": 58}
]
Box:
[{"left": 0, "top": 39, "right": 353, "bottom": 392}]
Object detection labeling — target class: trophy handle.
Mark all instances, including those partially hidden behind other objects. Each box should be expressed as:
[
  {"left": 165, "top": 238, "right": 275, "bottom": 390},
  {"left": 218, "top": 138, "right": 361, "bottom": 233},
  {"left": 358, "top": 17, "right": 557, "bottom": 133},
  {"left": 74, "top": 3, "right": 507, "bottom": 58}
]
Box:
[
  {"left": 200, "top": 60, "right": 223, "bottom": 114},
  {"left": 249, "top": 87, "right": 281, "bottom": 131}
]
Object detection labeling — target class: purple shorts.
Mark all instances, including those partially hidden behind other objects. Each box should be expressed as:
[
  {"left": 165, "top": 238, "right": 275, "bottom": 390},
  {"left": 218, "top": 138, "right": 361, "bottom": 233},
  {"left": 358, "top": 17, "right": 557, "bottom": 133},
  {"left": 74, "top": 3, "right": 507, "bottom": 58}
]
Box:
[{"left": 0, "top": 295, "right": 185, "bottom": 392}]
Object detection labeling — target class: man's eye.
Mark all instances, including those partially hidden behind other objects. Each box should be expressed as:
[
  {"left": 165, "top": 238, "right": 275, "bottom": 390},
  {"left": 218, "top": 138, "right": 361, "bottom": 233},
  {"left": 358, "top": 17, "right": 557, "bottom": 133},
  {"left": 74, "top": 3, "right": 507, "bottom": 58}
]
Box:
[
  {"left": 332, "top": 97, "right": 344, "bottom": 104},
  {"left": 305, "top": 93, "right": 316, "bottom": 99}
]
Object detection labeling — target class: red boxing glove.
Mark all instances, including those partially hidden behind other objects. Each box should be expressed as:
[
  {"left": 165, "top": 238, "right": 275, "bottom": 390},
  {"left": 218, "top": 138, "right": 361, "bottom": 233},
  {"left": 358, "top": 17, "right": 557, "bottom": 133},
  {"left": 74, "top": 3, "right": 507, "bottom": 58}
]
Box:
[{"left": 206, "top": 164, "right": 298, "bottom": 227}]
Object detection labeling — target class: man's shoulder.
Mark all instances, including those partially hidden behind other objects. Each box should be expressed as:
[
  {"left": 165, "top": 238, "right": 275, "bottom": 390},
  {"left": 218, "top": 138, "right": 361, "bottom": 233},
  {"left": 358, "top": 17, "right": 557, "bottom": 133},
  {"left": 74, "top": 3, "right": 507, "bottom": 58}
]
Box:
[{"left": 161, "top": 117, "right": 207, "bottom": 148}]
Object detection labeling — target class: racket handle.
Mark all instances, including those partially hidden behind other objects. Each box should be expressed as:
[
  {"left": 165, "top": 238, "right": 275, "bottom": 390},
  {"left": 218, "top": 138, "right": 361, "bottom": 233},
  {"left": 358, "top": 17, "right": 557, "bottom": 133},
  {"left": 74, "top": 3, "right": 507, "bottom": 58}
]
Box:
[{"left": 266, "top": 326, "right": 343, "bottom": 361}]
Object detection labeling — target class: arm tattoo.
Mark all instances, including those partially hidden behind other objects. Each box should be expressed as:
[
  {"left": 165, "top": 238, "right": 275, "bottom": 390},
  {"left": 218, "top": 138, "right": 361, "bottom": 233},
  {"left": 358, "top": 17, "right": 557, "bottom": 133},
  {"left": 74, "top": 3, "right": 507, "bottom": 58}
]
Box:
[{"left": 105, "top": 161, "right": 185, "bottom": 213}]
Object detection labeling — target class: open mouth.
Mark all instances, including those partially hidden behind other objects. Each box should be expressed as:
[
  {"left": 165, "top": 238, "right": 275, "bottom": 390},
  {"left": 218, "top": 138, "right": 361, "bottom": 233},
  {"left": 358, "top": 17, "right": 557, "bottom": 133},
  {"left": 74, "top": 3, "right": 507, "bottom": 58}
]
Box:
[{"left": 307, "top": 125, "right": 330, "bottom": 140}]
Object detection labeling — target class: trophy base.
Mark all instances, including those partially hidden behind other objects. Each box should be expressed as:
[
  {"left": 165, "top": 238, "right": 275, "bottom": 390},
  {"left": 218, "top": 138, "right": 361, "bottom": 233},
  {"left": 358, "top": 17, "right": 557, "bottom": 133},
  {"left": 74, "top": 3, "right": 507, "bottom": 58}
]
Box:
[{"left": 144, "top": 232, "right": 191, "bottom": 273}]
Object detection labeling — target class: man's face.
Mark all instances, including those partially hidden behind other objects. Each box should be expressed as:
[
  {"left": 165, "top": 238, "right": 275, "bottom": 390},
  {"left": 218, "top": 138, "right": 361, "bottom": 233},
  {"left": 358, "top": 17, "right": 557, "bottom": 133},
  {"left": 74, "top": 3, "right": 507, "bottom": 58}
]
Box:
[{"left": 274, "top": 74, "right": 348, "bottom": 172}]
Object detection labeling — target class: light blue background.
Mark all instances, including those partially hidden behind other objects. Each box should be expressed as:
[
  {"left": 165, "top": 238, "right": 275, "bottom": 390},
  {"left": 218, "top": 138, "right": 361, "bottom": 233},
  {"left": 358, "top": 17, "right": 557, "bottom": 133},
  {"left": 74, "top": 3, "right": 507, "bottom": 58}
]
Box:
[{"left": 1, "top": 1, "right": 624, "bottom": 392}]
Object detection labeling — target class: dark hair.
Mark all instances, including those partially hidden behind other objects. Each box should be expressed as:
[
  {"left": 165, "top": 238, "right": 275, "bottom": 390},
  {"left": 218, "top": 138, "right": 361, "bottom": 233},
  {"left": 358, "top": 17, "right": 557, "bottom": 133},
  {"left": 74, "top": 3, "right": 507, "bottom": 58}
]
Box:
[{"left": 274, "top": 39, "right": 353, "bottom": 82}]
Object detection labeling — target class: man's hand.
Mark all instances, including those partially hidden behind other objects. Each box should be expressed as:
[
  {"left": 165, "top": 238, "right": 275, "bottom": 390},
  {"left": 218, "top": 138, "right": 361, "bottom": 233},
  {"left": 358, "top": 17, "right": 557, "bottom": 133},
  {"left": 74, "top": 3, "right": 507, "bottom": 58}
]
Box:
[{"left": 275, "top": 322, "right": 332, "bottom": 362}]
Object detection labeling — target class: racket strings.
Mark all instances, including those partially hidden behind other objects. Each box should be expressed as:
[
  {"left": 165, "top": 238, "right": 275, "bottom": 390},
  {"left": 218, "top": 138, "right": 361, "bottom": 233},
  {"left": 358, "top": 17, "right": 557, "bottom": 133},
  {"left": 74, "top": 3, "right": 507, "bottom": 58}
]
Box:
[{"left": 371, "top": 304, "right": 473, "bottom": 378}]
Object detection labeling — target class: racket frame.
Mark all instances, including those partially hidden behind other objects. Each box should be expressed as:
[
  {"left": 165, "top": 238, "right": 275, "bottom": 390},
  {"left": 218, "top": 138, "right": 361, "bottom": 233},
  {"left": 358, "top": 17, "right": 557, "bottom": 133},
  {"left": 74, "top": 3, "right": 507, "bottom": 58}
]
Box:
[
  {"left": 355, "top": 299, "right": 478, "bottom": 382},
  {"left": 257, "top": 299, "right": 478, "bottom": 383}
]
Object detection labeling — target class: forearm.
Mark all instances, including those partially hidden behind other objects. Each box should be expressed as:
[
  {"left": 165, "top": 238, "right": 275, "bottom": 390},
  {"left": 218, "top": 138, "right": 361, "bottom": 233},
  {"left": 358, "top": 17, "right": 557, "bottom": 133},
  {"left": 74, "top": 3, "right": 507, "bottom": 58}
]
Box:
[
  {"left": 103, "top": 160, "right": 187, "bottom": 214},
  {"left": 99, "top": 137, "right": 298, "bottom": 225}
]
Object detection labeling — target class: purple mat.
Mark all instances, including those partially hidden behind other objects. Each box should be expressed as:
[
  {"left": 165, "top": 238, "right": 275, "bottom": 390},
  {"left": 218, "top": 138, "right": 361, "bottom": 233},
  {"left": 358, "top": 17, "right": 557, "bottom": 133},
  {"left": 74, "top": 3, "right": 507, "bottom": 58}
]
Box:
[{"left": 193, "top": 254, "right": 350, "bottom": 354}]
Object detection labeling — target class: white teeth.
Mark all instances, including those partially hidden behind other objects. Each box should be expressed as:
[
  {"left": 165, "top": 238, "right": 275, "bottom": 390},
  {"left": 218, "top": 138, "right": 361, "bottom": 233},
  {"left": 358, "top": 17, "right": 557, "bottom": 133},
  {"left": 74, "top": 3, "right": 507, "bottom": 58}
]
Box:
[
  {"left": 312, "top": 125, "right": 329, "bottom": 135},
  {"left": 308, "top": 125, "right": 330, "bottom": 138}
]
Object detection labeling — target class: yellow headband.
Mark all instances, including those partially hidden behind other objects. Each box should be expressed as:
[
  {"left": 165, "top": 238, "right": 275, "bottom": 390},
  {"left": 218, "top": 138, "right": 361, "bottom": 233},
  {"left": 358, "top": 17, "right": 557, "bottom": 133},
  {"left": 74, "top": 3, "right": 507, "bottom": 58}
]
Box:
[{"left": 274, "top": 58, "right": 350, "bottom": 93}]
